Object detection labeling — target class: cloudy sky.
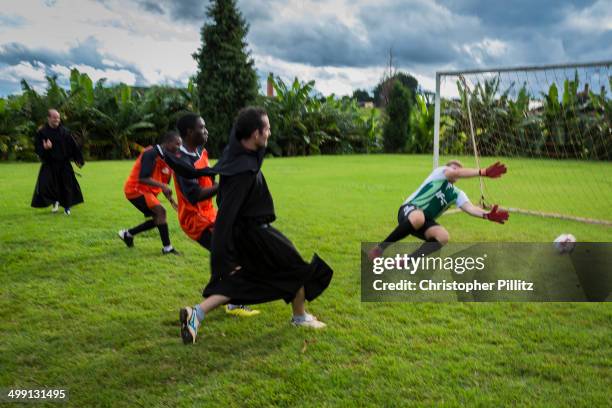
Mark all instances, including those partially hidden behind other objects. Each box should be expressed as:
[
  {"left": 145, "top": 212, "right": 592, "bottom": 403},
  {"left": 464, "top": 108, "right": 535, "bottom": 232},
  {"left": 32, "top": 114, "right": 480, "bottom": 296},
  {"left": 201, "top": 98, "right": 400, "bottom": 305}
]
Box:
[{"left": 0, "top": 0, "right": 610, "bottom": 97}]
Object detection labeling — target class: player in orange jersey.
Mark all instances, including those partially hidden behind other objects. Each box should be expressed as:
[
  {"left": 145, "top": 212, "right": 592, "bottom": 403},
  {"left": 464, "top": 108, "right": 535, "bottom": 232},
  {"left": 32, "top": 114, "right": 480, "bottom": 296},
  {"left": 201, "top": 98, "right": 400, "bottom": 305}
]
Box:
[{"left": 118, "top": 131, "right": 181, "bottom": 255}]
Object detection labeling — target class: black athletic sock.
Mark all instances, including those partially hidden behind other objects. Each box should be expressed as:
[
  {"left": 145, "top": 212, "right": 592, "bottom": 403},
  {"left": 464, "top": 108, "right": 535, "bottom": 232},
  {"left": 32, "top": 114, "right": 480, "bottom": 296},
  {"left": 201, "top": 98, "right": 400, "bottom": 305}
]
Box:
[
  {"left": 128, "top": 219, "right": 156, "bottom": 236},
  {"left": 157, "top": 223, "right": 171, "bottom": 247},
  {"left": 197, "top": 228, "right": 212, "bottom": 250},
  {"left": 380, "top": 218, "right": 417, "bottom": 250},
  {"left": 408, "top": 238, "right": 443, "bottom": 258}
]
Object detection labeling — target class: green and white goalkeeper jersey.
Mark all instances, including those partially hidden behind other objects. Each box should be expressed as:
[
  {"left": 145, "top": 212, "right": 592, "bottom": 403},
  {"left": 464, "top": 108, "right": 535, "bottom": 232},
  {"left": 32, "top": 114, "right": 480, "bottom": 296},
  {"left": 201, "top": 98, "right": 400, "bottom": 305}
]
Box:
[{"left": 403, "top": 166, "right": 470, "bottom": 220}]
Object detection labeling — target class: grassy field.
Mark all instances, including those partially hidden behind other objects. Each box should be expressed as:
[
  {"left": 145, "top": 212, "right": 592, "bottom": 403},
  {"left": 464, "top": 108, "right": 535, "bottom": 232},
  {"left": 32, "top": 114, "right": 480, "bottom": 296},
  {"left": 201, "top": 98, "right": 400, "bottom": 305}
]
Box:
[{"left": 1, "top": 155, "right": 611, "bottom": 407}]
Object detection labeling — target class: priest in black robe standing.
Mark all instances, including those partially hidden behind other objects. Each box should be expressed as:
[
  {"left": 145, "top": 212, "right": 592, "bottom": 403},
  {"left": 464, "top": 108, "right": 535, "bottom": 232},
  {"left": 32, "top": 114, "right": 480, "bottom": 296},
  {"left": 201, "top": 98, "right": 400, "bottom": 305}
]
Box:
[
  {"left": 162, "top": 107, "right": 333, "bottom": 344},
  {"left": 31, "top": 109, "right": 84, "bottom": 215}
]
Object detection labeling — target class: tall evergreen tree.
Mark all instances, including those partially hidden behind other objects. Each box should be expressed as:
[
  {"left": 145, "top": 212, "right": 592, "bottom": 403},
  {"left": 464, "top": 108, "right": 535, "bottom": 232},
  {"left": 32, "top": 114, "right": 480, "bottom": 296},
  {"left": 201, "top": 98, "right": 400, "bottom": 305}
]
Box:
[
  {"left": 374, "top": 72, "right": 418, "bottom": 108},
  {"left": 193, "top": 0, "right": 259, "bottom": 156},
  {"left": 382, "top": 81, "right": 412, "bottom": 153}
]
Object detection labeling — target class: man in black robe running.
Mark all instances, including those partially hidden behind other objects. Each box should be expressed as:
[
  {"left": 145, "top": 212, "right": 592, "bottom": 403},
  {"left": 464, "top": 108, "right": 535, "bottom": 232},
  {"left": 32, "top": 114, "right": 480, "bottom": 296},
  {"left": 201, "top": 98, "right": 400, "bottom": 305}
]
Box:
[
  {"left": 31, "top": 109, "right": 84, "bottom": 215},
  {"left": 158, "top": 107, "right": 333, "bottom": 344}
]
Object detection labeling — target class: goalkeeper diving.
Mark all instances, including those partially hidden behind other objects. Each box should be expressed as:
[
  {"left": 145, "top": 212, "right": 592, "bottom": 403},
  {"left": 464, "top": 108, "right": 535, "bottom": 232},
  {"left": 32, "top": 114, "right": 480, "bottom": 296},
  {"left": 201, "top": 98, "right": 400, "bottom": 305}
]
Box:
[{"left": 368, "top": 160, "right": 509, "bottom": 260}]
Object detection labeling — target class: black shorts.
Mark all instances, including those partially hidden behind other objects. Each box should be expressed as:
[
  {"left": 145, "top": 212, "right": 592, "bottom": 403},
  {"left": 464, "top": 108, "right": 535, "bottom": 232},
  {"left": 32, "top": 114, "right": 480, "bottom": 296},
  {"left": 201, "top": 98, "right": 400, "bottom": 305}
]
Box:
[
  {"left": 129, "top": 196, "right": 155, "bottom": 217},
  {"left": 397, "top": 203, "right": 439, "bottom": 240}
]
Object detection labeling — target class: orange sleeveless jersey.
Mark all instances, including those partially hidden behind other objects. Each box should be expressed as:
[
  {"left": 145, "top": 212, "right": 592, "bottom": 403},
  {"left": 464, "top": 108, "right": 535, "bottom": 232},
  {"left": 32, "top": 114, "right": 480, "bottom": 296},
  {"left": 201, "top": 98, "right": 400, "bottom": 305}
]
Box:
[
  {"left": 123, "top": 146, "right": 172, "bottom": 200},
  {"left": 174, "top": 149, "right": 217, "bottom": 241}
]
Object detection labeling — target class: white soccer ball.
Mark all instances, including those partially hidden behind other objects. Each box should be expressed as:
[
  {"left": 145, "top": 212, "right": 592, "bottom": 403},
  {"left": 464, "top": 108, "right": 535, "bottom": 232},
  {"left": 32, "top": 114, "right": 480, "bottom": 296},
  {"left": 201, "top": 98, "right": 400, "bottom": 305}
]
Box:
[{"left": 553, "top": 233, "right": 576, "bottom": 254}]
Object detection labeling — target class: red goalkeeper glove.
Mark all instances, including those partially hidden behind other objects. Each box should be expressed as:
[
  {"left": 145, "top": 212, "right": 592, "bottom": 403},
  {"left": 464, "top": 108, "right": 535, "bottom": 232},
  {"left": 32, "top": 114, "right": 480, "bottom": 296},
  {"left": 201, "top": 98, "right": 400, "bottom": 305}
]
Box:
[
  {"left": 479, "top": 161, "right": 507, "bottom": 178},
  {"left": 484, "top": 205, "right": 509, "bottom": 224}
]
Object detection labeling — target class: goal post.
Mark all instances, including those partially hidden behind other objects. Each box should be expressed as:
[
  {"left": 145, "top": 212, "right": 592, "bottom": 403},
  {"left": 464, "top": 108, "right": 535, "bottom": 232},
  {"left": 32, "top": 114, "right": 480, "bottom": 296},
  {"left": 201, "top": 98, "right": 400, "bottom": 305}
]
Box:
[{"left": 433, "top": 61, "right": 612, "bottom": 226}]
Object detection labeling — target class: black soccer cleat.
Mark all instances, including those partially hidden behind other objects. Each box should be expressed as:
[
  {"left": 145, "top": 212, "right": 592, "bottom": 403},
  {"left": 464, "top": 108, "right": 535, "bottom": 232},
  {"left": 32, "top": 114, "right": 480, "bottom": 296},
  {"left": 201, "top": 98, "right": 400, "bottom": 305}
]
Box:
[
  {"left": 162, "top": 247, "right": 180, "bottom": 256},
  {"left": 118, "top": 229, "right": 134, "bottom": 248}
]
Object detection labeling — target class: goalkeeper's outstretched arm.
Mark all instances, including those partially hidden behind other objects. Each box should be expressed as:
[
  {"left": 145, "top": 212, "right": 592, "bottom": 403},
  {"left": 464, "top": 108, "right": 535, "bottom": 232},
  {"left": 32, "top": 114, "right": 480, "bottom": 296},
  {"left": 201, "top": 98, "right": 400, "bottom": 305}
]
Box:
[
  {"left": 445, "top": 161, "right": 507, "bottom": 183},
  {"left": 460, "top": 202, "right": 509, "bottom": 224}
]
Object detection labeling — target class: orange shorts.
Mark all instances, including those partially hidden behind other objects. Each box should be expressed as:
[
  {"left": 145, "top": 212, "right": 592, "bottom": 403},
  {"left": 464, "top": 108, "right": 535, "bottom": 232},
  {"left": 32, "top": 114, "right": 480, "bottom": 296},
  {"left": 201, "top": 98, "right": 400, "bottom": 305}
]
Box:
[
  {"left": 142, "top": 192, "right": 161, "bottom": 209},
  {"left": 180, "top": 212, "right": 214, "bottom": 241}
]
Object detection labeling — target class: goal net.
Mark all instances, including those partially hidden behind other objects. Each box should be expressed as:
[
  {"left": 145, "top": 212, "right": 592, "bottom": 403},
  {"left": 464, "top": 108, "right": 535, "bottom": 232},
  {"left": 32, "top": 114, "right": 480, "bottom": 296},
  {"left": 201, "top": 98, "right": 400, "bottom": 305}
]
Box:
[{"left": 433, "top": 61, "right": 612, "bottom": 226}]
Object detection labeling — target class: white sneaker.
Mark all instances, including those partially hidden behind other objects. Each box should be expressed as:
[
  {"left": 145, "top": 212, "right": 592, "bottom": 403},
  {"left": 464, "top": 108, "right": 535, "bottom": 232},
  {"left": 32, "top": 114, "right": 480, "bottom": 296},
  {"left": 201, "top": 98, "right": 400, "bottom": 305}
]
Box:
[
  {"left": 64, "top": 208, "right": 71, "bottom": 216},
  {"left": 51, "top": 202, "right": 59, "bottom": 213},
  {"left": 291, "top": 313, "right": 326, "bottom": 329}
]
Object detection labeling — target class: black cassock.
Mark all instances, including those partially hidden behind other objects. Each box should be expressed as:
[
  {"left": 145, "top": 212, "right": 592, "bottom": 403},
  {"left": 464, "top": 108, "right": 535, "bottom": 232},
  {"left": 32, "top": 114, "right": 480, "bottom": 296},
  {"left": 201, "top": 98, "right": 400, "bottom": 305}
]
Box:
[
  {"left": 159, "top": 134, "right": 333, "bottom": 305},
  {"left": 31, "top": 124, "right": 84, "bottom": 209}
]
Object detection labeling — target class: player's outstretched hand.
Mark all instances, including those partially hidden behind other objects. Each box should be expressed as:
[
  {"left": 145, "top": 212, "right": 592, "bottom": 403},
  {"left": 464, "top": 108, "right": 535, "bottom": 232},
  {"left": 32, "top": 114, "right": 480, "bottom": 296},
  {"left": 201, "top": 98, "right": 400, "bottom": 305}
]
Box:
[
  {"left": 484, "top": 205, "right": 509, "bottom": 224},
  {"left": 480, "top": 161, "right": 507, "bottom": 178}
]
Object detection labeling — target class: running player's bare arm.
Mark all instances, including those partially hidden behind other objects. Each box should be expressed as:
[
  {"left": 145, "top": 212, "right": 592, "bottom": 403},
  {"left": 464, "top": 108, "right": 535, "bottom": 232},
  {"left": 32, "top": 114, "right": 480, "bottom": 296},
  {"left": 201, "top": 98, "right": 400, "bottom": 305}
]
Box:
[
  {"left": 139, "top": 177, "right": 171, "bottom": 192},
  {"left": 194, "top": 181, "right": 219, "bottom": 202}
]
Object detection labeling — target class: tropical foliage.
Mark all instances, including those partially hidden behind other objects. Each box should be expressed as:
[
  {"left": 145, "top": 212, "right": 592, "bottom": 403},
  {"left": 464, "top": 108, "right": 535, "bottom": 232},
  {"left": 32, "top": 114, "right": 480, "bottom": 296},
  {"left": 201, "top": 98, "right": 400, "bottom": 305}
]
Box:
[
  {"left": 0, "top": 69, "right": 200, "bottom": 160},
  {"left": 408, "top": 93, "right": 434, "bottom": 153},
  {"left": 263, "top": 75, "right": 382, "bottom": 156},
  {"left": 441, "top": 72, "right": 612, "bottom": 160},
  {"left": 2, "top": 67, "right": 609, "bottom": 162},
  {"left": 0, "top": 70, "right": 383, "bottom": 161}
]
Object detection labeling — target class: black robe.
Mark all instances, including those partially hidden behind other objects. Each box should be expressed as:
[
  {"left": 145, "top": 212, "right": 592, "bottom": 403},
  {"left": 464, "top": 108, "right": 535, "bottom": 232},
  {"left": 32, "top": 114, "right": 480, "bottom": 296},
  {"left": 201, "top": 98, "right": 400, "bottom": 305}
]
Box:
[
  {"left": 31, "top": 124, "right": 84, "bottom": 208},
  {"left": 158, "top": 132, "right": 333, "bottom": 304}
]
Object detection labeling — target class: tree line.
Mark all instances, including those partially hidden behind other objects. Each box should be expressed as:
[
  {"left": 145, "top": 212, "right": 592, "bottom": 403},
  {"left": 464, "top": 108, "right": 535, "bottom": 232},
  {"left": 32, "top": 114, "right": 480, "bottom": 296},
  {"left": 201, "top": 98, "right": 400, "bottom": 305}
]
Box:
[
  {"left": 0, "top": 0, "right": 609, "bottom": 161},
  {"left": 2, "top": 68, "right": 609, "bottom": 161}
]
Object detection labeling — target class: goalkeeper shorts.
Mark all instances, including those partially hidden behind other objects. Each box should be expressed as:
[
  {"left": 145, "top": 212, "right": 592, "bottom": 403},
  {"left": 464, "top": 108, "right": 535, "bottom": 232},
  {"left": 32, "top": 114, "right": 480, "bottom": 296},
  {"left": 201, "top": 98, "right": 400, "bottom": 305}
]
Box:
[{"left": 397, "top": 203, "right": 439, "bottom": 240}]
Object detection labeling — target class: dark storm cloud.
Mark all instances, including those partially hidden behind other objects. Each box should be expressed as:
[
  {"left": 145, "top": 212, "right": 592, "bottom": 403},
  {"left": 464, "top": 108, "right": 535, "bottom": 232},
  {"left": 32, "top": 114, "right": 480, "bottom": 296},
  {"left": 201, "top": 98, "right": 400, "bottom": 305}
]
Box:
[
  {"left": 437, "top": 0, "right": 598, "bottom": 29},
  {"left": 247, "top": 0, "right": 475, "bottom": 68},
  {"left": 139, "top": 0, "right": 208, "bottom": 22},
  {"left": 132, "top": 0, "right": 274, "bottom": 24},
  {"left": 137, "top": 1, "right": 165, "bottom": 15},
  {"left": 0, "top": 42, "right": 70, "bottom": 67},
  {"left": 1, "top": 0, "right": 610, "bottom": 96},
  {"left": 247, "top": 0, "right": 610, "bottom": 70},
  {"left": 250, "top": 18, "right": 370, "bottom": 67},
  {"left": 357, "top": 1, "right": 476, "bottom": 66},
  {"left": 96, "top": 0, "right": 611, "bottom": 72},
  {"left": 168, "top": 0, "right": 209, "bottom": 21},
  {"left": 1, "top": 37, "right": 104, "bottom": 69},
  {"left": 0, "top": 37, "right": 147, "bottom": 85},
  {"left": 562, "top": 29, "right": 612, "bottom": 63},
  {"left": 237, "top": 0, "right": 275, "bottom": 24}
]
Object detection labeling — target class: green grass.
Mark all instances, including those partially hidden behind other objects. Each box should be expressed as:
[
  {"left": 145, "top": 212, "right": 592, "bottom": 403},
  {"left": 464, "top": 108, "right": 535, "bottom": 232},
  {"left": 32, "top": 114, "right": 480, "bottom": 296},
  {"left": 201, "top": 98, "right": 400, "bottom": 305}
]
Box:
[{"left": 1, "top": 155, "right": 610, "bottom": 407}]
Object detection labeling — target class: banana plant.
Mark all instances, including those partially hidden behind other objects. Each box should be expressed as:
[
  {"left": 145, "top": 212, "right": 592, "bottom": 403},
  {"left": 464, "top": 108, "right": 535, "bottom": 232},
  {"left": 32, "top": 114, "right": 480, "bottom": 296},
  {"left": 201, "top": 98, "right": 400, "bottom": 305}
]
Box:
[
  {"left": 90, "top": 83, "right": 154, "bottom": 158},
  {"left": 408, "top": 94, "right": 434, "bottom": 153},
  {"left": 265, "top": 75, "right": 317, "bottom": 155}
]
